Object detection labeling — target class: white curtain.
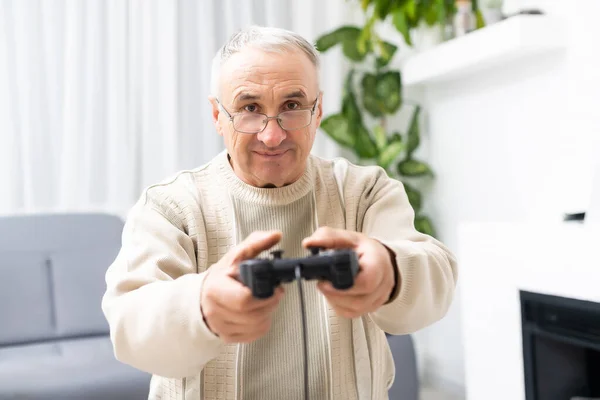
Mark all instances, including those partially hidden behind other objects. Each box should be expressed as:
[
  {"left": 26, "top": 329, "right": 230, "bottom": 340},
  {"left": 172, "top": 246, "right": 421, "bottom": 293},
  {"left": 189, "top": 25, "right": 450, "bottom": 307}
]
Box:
[{"left": 0, "top": 0, "right": 356, "bottom": 218}]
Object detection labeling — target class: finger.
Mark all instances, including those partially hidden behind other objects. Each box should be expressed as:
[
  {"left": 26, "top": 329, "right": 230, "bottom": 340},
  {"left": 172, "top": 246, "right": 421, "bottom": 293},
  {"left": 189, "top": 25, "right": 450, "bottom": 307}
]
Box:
[
  {"left": 373, "top": 290, "right": 391, "bottom": 309},
  {"left": 302, "top": 226, "right": 361, "bottom": 250},
  {"left": 317, "top": 269, "right": 377, "bottom": 296},
  {"left": 319, "top": 290, "right": 376, "bottom": 311},
  {"left": 242, "top": 284, "right": 285, "bottom": 312},
  {"left": 210, "top": 303, "right": 276, "bottom": 327},
  {"left": 362, "top": 289, "right": 391, "bottom": 312},
  {"left": 214, "top": 279, "right": 285, "bottom": 313},
  {"left": 218, "top": 318, "right": 273, "bottom": 344},
  {"left": 324, "top": 292, "right": 386, "bottom": 319},
  {"left": 211, "top": 311, "right": 273, "bottom": 333},
  {"left": 233, "top": 230, "right": 282, "bottom": 262}
]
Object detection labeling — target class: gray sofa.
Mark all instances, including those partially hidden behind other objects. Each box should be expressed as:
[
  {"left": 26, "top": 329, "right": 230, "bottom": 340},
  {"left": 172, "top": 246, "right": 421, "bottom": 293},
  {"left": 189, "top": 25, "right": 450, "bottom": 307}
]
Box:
[
  {"left": 0, "top": 213, "right": 151, "bottom": 399},
  {"left": 387, "top": 333, "right": 419, "bottom": 400},
  {"left": 0, "top": 212, "right": 418, "bottom": 399}
]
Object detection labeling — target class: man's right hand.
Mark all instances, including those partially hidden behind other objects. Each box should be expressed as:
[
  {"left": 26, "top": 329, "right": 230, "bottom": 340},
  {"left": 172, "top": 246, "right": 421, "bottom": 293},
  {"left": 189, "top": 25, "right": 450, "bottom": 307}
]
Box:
[{"left": 200, "top": 230, "right": 285, "bottom": 344}]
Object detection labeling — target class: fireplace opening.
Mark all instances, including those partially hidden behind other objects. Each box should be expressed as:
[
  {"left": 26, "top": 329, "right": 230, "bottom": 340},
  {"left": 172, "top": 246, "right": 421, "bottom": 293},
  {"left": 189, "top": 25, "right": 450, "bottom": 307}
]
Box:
[{"left": 521, "top": 290, "right": 600, "bottom": 400}]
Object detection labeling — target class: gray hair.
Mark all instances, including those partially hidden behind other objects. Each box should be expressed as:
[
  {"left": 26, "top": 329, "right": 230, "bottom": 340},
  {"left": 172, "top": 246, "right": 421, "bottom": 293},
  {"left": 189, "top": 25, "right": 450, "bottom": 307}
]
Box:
[{"left": 210, "top": 25, "right": 321, "bottom": 98}]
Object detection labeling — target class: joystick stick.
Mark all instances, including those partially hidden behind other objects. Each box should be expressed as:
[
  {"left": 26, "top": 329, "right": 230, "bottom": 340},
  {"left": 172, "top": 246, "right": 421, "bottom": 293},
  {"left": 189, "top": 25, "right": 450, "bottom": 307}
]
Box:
[
  {"left": 308, "top": 246, "right": 322, "bottom": 255},
  {"left": 239, "top": 247, "right": 360, "bottom": 299},
  {"left": 270, "top": 250, "right": 283, "bottom": 259}
]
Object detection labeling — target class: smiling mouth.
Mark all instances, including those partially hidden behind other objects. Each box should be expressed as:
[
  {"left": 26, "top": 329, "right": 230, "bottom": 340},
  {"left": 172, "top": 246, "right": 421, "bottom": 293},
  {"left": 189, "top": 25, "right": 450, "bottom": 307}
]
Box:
[{"left": 254, "top": 150, "right": 289, "bottom": 157}]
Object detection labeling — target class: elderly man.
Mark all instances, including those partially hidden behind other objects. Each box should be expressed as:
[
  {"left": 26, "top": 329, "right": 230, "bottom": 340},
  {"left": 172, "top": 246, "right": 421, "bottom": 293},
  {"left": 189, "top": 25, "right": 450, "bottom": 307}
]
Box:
[{"left": 102, "top": 25, "right": 457, "bottom": 400}]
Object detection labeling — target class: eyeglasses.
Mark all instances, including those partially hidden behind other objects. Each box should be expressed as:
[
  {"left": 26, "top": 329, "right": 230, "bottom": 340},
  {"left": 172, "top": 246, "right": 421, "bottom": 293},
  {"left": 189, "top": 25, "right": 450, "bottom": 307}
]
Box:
[{"left": 216, "top": 98, "right": 319, "bottom": 134}]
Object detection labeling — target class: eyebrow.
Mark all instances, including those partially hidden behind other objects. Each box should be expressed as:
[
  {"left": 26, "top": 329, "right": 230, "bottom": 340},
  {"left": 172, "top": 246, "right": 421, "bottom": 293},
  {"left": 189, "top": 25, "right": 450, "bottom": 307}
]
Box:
[
  {"left": 234, "top": 90, "right": 308, "bottom": 103},
  {"left": 284, "top": 90, "right": 308, "bottom": 100},
  {"left": 236, "top": 93, "right": 260, "bottom": 102}
]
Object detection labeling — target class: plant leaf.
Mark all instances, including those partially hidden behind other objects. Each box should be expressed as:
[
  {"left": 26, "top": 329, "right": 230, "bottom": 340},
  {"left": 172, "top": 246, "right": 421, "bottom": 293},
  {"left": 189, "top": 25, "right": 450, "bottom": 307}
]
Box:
[
  {"left": 423, "top": 3, "right": 439, "bottom": 26},
  {"left": 315, "top": 26, "right": 361, "bottom": 53},
  {"left": 392, "top": 9, "right": 412, "bottom": 46},
  {"left": 340, "top": 70, "right": 376, "bottom": 158},
  {"left": 362, "top": 71, "right": 402, "bottom": 116},
  {"left": 354, "top": 125, "right": 379, "bottom": 159},
  {"left": 475, "top": 9, "right": 486, "bottom": 29},
  {"left": 361, "top": 73, "right": 383, "bottom": 117},
  {"left": 415, "top": 214, "right": 436, "bottom": 237},
  {"left": 435, "top": 0, "right": 447, "bottom": 25},
  {"left": 320, "top": 114, "right": 355, "bottom": 148},
  {"left": 358, "top": 14, "right": 377, "bottom": 56},
  {"left": 390, "top": 132, "right": 403, "bottom": 143},
  {"left": 342, "top": 39, "right": 369, "bottom": 62},
  {"left": 315, "top": 25, "right": 371, "bottom": 61},
  {"left": 357, "top": 25, "right": 371, "bottom": 56},
  {"left": 373, "top": 124, "right": 387, "bottom": 151},
  {"left": 375, "top": 0, "right": 393, "bottom": 19},
  {"left": 403, "top": 182, "right": 422, "bottom": 212},
  {"left": 397, "top": 158, "right": 433, "bottom": 177},
  {"left": 406, "top": 105, "right": 421, "bottom": 156},
  {"left": 378, "top": 140, "right": 405, "bottom": 170},
  {"left": 376, "top": 71, "right": 402, "bottom": 114},
  {"left": 375, "top": 41, "right": 398, "bottom": 68},
  {"left": 341, "top": 71, "right": 362, "bottom": 126},
  {"left": 405, "top": 0, "right": 417, "bottom": 20}
]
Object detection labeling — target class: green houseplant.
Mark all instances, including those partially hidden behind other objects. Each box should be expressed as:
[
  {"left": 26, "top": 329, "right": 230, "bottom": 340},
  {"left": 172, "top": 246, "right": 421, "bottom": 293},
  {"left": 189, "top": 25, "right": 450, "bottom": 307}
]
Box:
[{"left": 315, "top": 0, "right": 484, "bottom": 237}]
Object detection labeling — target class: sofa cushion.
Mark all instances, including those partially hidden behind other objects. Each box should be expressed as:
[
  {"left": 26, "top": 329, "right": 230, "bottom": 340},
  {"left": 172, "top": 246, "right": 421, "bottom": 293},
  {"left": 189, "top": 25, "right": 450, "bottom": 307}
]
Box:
[
  {"left": 0, "top": 337, "right": 150, "bottom": 400},
  {"left": 0, "top": 246, "right": 118, "bottom": 346},
  {"left": 0, "top": 214, "right": 124, "bottom": 253},
  {"left": 0, "top": 336, "right": 115, "bottom": 364},
  {"left": 0, "top": 361, "right": 151, "bottom": 400},
  {"left": 0, "top": 252, "right": 55, "bottom": 346},
  {"left": 51, "top": 246, "right": 117, "bottom": 337},
  {"left": 0, "top": 213, "right": 124, "bottom": 346}
]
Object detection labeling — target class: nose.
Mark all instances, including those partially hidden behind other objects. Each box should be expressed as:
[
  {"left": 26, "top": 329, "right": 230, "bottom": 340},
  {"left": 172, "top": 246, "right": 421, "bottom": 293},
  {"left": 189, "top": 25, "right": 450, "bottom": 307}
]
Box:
[{"left": 256, "top": 118, "right": 286, "bottom": 148}]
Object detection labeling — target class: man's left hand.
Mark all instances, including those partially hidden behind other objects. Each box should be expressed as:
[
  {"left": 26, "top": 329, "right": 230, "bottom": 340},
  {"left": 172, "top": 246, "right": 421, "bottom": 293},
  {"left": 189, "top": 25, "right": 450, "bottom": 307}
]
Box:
[{"left": 302, "top": 227, "right": 397, "bottom": 319}]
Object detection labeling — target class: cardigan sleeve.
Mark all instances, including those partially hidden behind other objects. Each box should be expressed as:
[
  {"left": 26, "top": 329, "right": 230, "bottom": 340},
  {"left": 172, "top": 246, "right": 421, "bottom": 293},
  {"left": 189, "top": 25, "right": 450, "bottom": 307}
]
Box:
[
  {"left": 101, "top": 187, "right": 223, "bottom": 379},
  {"left": 345, "top": 163, "right": 458, "bottom": 335}
]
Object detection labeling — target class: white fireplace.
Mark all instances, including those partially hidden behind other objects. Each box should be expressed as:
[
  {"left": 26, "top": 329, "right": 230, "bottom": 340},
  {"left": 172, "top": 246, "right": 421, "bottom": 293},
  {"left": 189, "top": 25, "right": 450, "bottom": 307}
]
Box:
[{"left": 458, "top": 221, "right": 600, "bottom": 399}]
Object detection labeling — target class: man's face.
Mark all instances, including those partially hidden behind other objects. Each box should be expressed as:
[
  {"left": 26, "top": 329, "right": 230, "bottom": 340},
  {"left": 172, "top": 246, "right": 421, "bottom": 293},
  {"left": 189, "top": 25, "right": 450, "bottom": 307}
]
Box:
[{"left": 210, "top": 47, "right": 323, "bottom": 188}]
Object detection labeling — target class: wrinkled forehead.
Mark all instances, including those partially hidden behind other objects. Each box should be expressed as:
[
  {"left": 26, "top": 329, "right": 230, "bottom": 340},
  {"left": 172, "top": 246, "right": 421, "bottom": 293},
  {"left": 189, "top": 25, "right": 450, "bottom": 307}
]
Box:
[{"left": 219, "top": 47, "right": 320, "bottom": 103}]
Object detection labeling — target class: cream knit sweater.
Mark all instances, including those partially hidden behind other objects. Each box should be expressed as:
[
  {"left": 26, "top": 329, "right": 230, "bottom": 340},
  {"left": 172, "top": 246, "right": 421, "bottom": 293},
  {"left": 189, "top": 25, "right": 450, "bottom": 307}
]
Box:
[{"left": 101, "top": 150, "right": 458, "bottom": 400}]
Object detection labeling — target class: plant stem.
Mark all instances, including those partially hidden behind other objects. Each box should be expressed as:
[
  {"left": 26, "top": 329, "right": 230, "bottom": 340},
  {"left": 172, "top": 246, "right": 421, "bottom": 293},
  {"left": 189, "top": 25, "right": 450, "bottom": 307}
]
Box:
[{"left": 380, "top": 116, "right": 387, "bottom": 132}]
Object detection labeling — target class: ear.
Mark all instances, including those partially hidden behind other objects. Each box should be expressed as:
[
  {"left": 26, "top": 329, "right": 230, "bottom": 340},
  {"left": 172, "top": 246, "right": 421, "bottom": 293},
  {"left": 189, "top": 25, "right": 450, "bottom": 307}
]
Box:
[
  {"left": 315, "top": 91, "right": 324, "bottom": 128},
  {"left": 208, "top": 96, "right": 223, "bottom": 135}
]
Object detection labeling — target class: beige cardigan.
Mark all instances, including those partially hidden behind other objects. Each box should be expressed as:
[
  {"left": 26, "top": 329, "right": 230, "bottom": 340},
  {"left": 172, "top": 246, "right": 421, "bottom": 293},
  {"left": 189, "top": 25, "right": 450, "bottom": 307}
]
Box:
[{"left": 101, "top": 151, "right": 458, "bottom": 400}]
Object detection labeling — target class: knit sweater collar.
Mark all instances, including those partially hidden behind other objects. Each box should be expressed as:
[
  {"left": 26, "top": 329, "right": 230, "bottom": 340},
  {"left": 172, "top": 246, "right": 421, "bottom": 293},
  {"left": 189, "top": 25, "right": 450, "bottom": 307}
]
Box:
[{"left": 214, "top": 150, "right": 314, "bottom": 206}]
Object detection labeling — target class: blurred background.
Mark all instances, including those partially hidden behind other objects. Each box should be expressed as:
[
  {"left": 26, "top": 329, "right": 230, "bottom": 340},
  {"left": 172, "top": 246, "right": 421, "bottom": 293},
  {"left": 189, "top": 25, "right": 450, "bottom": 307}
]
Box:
[{"left": 2, "top": 0, "right": 600, "bottom": 399}]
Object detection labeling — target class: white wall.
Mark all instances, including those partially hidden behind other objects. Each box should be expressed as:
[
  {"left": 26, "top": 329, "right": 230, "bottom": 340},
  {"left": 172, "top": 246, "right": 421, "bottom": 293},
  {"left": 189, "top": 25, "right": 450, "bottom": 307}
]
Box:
[{"left": 407, "top": 0, "right": 600, "bottom": 394}]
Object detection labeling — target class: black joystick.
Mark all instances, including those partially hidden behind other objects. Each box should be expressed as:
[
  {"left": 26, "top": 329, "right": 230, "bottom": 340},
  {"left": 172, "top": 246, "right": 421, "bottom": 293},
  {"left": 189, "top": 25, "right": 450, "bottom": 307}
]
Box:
[
  {"left": 308, "top": 246, "right": 323, "bottom": 256},
  {"left": 271, "top": 250, "right": 283, "bottom": 259},
  {"left": 239, "top": 247, "right": 359, "bottom": 299}
]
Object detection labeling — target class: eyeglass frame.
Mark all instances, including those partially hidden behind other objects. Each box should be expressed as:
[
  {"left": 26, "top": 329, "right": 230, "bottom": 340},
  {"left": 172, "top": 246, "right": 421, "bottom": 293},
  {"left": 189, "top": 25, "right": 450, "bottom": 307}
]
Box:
[{"left": 215, "top": 97, "right": 320, "bottom": 134}]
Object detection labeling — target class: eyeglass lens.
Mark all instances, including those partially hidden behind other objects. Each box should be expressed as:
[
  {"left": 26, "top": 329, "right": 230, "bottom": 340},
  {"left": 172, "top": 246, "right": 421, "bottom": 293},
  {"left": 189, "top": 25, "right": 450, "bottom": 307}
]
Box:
[{"left": 233, "top": 110, "right": 312, "bottom": 133}]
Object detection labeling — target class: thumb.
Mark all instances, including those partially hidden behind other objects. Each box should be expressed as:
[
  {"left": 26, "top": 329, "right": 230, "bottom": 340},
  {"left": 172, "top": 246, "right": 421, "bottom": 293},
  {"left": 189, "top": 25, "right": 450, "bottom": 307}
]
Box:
[
  {"left": 302, "top": 226, "right": 360, "bottom": 250},
  {"left": 233, "top": 230, "right": 282, "bottom": 262}
]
